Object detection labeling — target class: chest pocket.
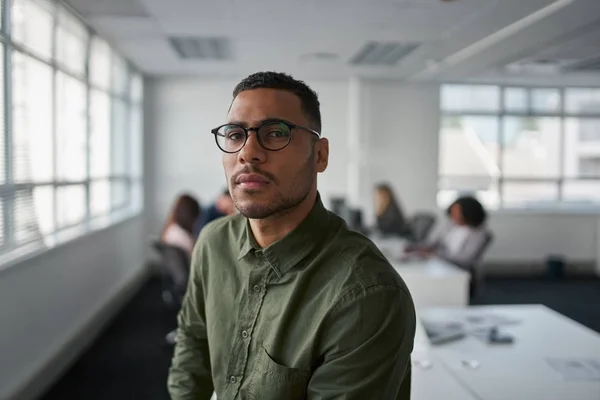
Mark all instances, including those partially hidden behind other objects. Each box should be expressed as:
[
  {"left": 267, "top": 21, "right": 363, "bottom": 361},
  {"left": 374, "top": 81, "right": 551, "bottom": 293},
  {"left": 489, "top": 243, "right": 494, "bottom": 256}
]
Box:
[{"left": 245, "top": 346, "right": 311, "bottom": 400}]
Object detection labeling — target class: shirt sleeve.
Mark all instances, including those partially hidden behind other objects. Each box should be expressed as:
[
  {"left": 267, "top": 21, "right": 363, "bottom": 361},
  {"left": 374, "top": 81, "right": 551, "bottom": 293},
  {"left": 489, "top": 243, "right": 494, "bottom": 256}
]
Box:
[
  {"left": 306, "top": 284, "right": 416, "bottom": 400},
  {"left": 167, "top": 244, "right": 214, "bottom": 400}
]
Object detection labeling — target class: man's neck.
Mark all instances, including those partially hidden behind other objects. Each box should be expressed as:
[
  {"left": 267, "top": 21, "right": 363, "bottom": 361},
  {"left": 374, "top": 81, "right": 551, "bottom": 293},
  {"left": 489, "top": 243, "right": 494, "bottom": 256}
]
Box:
[{"left": 249, "top": 191, "right": 318, "bottom": 248}]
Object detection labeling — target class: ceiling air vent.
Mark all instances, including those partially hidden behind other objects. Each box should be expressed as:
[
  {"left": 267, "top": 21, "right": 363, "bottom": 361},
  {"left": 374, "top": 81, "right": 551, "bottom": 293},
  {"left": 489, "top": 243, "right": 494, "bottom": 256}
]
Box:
[
  {"left": 564, "top": 55, "right": 600, "bottom": 73},
  {"left": 169, "top": 36, "right": 233, "bottom": 60},
  {"left": 349, "top": 41, "right": 419, "bottom": 66}
]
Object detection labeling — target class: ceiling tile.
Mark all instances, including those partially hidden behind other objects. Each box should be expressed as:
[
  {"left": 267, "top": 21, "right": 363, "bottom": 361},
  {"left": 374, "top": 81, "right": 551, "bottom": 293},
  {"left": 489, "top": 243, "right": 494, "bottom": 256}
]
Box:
[{"left": 88, "top": 16, "right": 162, "bottom": 39}]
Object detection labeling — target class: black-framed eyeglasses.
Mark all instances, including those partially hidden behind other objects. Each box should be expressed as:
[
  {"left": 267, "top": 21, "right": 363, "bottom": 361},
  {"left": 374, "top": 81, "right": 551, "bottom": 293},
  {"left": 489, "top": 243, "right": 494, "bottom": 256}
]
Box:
[{"left": 210, "top": 119, "right": 321, "bottom": 153}]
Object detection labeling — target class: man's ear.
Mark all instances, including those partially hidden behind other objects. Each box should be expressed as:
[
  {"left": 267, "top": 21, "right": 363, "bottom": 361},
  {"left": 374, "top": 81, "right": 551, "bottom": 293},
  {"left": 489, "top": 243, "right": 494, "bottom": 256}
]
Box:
[{"left": 315, "top": 138, "right": 329, "bottom": 173}]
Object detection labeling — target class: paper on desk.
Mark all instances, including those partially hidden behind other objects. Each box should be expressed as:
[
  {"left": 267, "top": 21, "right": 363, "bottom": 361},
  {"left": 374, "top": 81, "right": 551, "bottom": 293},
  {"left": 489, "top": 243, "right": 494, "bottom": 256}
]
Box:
[
  {"left": 546, "top": 358, "right": 600, "bottom": 381},
  {"left": 462, "top": 312, "right": 520, "bottom": 328},
  {"left": 423, "top": 312, "right": 520, "bottom": 332}
]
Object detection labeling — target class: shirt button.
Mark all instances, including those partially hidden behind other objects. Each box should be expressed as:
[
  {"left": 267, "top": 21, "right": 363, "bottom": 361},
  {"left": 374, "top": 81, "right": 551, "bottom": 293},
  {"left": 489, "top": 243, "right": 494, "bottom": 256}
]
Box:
[
  {"left": 253, "top": 285, "right": 261, "bottom": 293},
  {"left": 230, "top": 375, "right": 237, "bottom": 384},
  {"left": 242, "top": 330, "right": 249, "bottom": 338}
]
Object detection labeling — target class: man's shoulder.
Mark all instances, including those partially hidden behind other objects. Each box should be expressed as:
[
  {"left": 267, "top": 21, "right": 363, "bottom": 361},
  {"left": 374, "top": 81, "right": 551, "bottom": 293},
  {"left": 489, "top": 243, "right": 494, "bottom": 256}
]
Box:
[{"left": 325, "top": 224, "right": 411, "bottom": 299}]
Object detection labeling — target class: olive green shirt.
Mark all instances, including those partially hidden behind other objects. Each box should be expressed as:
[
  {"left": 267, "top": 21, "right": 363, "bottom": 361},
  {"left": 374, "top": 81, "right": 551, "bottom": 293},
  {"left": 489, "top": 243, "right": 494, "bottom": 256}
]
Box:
[{"left": 168, "top": 194, "right": 416, "bottom": 400}]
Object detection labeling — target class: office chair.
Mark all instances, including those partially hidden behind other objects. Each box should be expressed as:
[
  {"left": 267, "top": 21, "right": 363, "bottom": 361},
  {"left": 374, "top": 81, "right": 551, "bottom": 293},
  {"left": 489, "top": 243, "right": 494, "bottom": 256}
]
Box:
[
  {"left": 330, "top": 197, "right": 346, "bottom": 217},
  {"left": 151, "top": 241, "right": 190, "bottom": 344},
  {"left": 469, "top": 230, "right": 494, "bottom": 299},
  {"left": 347, "top": 208, "right": 368, "bottom": 235},
  {"left": 408, "top": 213, "right": 437, "bottom": 243}
]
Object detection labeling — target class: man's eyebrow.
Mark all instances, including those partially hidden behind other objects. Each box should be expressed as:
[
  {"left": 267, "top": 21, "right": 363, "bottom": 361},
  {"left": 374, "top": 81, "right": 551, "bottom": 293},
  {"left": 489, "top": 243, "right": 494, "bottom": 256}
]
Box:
[
  {"left": 225, "top": 118, "right": 293, "bottom": 127},
  {"left": 226, "top": 120, "right": 248, "bottom": 127}
]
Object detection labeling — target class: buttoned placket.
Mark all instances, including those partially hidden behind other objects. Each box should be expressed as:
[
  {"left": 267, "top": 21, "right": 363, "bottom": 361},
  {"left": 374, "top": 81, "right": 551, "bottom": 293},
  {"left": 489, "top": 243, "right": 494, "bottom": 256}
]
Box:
[{"left": 226, "top": 250, "right": 270, "bottom": 399}]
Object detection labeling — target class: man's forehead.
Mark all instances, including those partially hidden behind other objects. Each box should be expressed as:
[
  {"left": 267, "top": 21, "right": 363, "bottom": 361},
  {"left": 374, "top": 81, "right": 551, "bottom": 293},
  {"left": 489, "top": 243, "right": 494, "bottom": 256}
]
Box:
[{"left": 227, "top": 88, "right": 304, "bottom": 123}]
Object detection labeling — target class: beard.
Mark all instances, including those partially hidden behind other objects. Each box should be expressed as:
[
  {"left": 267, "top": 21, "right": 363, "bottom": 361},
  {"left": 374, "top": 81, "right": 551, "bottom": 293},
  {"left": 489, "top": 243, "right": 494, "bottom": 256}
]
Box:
[{"left": 231, "top": 152, "right": 315, "bottom": 220}]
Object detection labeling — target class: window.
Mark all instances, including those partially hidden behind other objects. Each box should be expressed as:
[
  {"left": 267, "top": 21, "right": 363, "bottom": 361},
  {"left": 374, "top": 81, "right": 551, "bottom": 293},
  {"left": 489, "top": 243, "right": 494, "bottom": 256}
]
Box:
[
  {"left": 578, "top": 157, "right": 600, "bottom": 177},
  {"left": 438, "top": 116, "right": 500, "bottom": 208},
  {"left": 11, "top": 0, "right": 54, "bottom": 60},
  {"left": 501, "top": 117, "right": 561, "bottom": 178},
  {"left": 440, "top": 85, "right": 600, "bottom": 209},
  {"left": 0, "top": 1, "right": 144, "bottom": 264},
  {"left": 441, "top": 85, "right": 500, "bottom": 112},
  {"left": 565, "top": 89, "right": 600, "bottom": 114},
  {"left": 89, "top": 37, "right": 111, "bottom": 90},
  {"left": 56, "top": 5, "right": 87, "bottom": 76},
  {"left": 12, "top": 52, "right": 53, "bottom": 183},
  {"left": 56, "top": 72, "right": 86, "bottom": 181},
  {"left": 0, "top": 47, "right": 5, "bottom": 183}
]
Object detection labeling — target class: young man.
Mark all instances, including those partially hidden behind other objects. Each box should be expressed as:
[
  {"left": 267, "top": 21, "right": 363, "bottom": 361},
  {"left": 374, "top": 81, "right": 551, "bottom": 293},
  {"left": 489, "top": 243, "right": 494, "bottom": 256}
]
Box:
[{"left": 168, "top": 72, "right": 416, "bottom": 399}]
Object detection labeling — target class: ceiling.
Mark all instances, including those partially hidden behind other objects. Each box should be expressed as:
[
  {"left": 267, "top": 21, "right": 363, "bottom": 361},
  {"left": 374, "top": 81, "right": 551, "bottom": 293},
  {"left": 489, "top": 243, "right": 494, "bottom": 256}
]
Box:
[{"left": 65, "top": 0, "right": 600, "bottom": 83}]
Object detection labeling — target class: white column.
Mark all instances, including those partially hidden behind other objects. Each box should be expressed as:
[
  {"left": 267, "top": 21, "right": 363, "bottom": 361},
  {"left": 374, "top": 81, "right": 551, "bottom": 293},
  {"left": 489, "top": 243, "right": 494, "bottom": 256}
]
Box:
[{"left": 346, "top": 77, "right": 369, "bottom": 213}]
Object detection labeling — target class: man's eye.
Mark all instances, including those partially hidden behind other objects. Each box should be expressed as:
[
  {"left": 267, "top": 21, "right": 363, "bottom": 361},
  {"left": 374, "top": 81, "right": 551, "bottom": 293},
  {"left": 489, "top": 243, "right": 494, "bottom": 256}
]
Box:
[
  {"left": 267, "top": 130, "right": 289, "bottom": 138},
  {"left": 227, "top": 132, "right": 244, "bottom": 140}
]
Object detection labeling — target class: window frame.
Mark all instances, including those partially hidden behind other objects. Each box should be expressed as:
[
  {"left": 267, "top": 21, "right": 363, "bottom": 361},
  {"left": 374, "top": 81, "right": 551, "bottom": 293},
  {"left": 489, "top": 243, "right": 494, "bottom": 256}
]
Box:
[
  {"left": 0, "top": 0, "right": 144, "bottom": 269},
  {"left": 439, "top": 84, "right": 600, "bottom": 211}
]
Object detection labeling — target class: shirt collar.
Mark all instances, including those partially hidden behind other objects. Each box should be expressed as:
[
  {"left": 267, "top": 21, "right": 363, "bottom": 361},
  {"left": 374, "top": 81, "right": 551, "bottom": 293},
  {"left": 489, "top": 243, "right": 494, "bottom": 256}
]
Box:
[{"left": 237, "top": 193, "right": 330, "bottom": 277}]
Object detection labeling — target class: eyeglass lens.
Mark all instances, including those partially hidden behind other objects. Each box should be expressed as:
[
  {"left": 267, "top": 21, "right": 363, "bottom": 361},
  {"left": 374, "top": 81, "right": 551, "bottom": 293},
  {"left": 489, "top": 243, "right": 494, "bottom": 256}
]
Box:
[{"left": 215, "top": 122, "right": 292, "bottom": 152}]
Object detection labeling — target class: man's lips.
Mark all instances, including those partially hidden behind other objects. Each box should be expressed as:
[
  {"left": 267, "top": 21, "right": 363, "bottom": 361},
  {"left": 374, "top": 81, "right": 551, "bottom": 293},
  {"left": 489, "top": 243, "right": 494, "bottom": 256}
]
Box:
[{"left": 235, "top": 173, "right": 270, "bottom": 188}]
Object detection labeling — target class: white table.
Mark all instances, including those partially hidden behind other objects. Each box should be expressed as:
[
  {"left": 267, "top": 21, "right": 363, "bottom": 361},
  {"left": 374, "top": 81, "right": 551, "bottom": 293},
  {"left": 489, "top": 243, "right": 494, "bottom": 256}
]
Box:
[
  {"left": 370, "top": 236, "right": 471, "bottom": 308},
  {"left": 392, "top": 258, "right": 470, "bottom": 309},
  {"left": 414, "top": 305, "right": 600, "bottom": 400}
]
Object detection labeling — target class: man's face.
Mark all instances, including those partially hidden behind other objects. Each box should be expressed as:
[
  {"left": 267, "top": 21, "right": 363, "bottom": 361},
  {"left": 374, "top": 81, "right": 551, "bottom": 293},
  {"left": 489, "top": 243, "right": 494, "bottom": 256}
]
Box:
[{"left": 222, "top": 88, "right": 328, "bottom": 219}]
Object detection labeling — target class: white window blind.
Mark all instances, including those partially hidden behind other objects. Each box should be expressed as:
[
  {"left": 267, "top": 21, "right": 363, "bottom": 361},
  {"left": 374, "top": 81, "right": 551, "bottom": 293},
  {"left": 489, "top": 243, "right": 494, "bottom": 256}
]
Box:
[
  {"left": 111, "top": 53, "right": 128, "bottom": 96},
  {"left": 90, "top": 89, "right": 111, "bottom": 178},
  {"left": 12, "top": 52, "right": 53, "bottom": 183},
  {"left": 111, "top": 98, "right": 128, "bottom": 176},
  {"left": 90, "top": 179, "right": 109, "bottom": 216},
  {"left": 56, "top": 71, "right": 86, "bottom": 181},
  {"left": 13, "top": 188, "right": 43, "bottom": 245},
  {"left": 0, "top": 0, "right": 144, "bottom": 266},
  {"left": 11, "top": 0, "right": 54, "bottom": 60},
  {"left": 56, "top": 5, "right": 87, "bottom": 76},
  {"left": 89, "top": 37, "right": 111, "bottom": 90},
  {"left": 0, "top": 46, "right": 5, "bottom": 184},
  {"left": 56, "top": 184, "right": 85, "bottom": 228}
]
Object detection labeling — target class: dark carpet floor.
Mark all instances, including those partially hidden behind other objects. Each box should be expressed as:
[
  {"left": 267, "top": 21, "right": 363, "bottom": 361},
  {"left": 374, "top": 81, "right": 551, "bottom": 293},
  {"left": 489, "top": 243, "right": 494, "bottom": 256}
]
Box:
[{"left": 40, "top": 275, "right": 600, "bottom": 400}]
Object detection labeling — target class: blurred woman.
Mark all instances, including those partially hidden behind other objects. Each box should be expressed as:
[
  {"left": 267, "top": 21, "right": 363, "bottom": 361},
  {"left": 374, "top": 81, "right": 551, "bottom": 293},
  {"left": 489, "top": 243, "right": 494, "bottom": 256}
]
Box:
[
  {"left": 161, "top": 193, "right": 201, "bottom": 258},
  {"left": 407, "top": 195, "right": 489, "bottom": 269},
  {"left": 374, "top": 183, "right": 411, "bottom": 238}
]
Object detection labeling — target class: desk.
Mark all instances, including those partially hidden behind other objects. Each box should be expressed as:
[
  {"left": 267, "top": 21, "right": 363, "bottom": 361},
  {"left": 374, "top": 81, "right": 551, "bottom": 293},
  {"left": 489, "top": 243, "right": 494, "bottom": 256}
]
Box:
[
  {"left": 370, "top": 236, "right": 470, "bottom": 308},
  {"left": 392, "top": 258, "right": 470, "bottom": 308},
  {"left": 416, "top": 305, "right": 600, "bottom": 400}
]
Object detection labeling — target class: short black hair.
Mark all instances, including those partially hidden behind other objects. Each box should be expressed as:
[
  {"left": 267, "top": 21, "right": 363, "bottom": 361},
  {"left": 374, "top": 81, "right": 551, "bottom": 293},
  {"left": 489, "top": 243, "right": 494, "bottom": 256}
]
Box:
[
  {"left": 232, "top": 71, "right": 322, "bottom": 133},
  {"left": 447, "top": 196, "right": 487, "bottom": 228}
]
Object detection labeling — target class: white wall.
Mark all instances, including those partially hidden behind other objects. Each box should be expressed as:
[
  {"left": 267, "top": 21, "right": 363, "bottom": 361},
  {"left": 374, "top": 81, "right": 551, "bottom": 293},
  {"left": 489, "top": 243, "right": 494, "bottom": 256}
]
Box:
[
  {"left": 362, "top": 82, "right": 440, "bottom": 221},
  {"left": 0, "top": 217, "right": 146, "bottom": 400},
  {"left": 146, "top": 77, "right": 598, "bottom": 268}
]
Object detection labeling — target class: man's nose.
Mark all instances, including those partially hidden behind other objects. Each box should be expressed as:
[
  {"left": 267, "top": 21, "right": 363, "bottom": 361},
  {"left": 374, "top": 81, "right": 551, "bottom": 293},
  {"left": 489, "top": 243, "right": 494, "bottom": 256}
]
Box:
[{"left": 238, "top": 132, "right": 266, "bottom": 164}]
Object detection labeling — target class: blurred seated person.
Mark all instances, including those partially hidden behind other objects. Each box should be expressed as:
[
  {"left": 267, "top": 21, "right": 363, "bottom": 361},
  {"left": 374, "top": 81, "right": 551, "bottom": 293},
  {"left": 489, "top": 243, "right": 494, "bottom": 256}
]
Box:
[
  {"left": 374, "top": 182, "right": 411, "bottom": 238},
  {"left": 193, "top": 188, "right": 236, "bottom": 237},
  {"left": 405, "top": 196, "right": 488, "bottom": 269},
  {"left": 161, "top": 193, "right": 201, "bottom": 258}
]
